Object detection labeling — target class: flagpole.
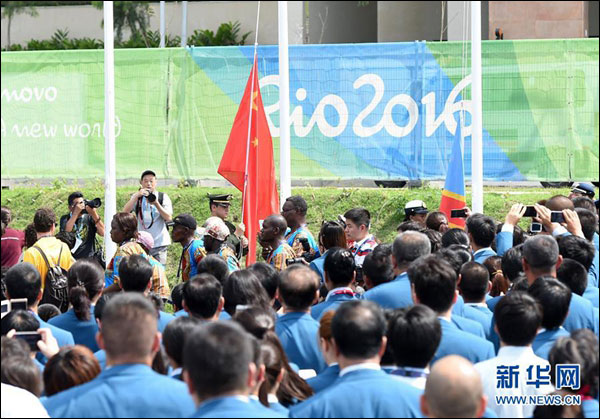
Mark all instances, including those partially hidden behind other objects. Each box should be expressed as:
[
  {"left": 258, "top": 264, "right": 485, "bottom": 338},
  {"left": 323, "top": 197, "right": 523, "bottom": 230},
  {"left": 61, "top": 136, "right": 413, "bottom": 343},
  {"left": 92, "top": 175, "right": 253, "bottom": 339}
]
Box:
[
  {"left": 103, "top": 1, "right": 117, "bottom": 262},
  {"left": 278, "top": 1, "right": 292, "bottom": 207},
  {"left": 470, "top": 1, "right": 484, "bottom": 214},
  {"left": 241, "top": 1, "right": 261, "bottom": 229}
]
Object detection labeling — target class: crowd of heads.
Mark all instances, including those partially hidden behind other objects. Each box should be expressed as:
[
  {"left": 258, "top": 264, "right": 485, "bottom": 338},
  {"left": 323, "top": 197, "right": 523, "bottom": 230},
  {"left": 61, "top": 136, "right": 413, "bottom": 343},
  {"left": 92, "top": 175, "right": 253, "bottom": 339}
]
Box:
[{"left": 1, "top": 180, "right": 599, "bottom": 418}]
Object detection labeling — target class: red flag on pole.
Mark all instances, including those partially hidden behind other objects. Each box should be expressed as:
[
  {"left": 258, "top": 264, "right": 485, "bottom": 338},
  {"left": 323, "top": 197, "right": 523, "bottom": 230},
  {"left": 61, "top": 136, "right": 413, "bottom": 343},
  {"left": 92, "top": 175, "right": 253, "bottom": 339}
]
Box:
[{"left": 218, "top": 57, "right": 279, "bottom": 266}]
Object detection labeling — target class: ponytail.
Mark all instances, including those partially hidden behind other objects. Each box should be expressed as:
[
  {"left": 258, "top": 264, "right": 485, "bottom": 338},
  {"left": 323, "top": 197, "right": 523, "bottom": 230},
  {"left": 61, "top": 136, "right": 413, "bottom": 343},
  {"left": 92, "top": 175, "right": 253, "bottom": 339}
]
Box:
[{"left": 67, "top": 259, "right": 105, "bottom": 321}]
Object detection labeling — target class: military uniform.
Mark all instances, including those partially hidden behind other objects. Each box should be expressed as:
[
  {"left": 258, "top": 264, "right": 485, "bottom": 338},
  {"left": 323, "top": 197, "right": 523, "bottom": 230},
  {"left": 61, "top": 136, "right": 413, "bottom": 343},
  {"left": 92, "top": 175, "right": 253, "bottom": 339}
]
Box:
[{"left": 207, "top": 194, "right": 247, "bottom": 259}]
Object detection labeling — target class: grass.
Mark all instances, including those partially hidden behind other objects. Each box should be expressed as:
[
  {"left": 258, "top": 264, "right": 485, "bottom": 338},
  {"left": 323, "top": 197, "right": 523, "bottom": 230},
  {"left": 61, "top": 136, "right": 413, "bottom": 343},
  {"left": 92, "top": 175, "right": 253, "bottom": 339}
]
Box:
[{"left": 2, "top": 182, "right": 570, "bottom": 292}]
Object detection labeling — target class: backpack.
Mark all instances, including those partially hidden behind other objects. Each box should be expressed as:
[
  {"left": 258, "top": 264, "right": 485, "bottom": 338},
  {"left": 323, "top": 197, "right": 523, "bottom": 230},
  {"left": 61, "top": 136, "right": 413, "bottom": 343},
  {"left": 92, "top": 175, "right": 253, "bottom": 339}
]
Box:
[{"left": 33, "top": 245, "right": 69, "bottom": 313}]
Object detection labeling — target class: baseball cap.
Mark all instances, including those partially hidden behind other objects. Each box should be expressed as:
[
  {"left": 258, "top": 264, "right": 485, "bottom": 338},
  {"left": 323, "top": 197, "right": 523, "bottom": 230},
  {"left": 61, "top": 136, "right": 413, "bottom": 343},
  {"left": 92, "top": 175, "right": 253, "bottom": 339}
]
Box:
[
  {"left": 571, "top": 182, "right": 595, "bottom": 198},
  {"left": 172, "top": 213, "right": 197, "bottom": 231},
  {"left": 204, "top": 217, "right": 230, "bottom": 241},
  {"left": 404, "top": 200, "right": 429, "bottom": 216},
  {"left": 140, "top": 170, "right": 156, "bottom": 180}
]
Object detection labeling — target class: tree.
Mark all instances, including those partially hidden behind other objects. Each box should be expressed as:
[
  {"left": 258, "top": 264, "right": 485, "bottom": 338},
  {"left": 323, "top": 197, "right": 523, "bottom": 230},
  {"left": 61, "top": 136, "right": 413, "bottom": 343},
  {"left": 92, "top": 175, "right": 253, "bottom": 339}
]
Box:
[
  {"left": 92, "top": 1, "right": 153, "bottom": 47},
  {"left": 1, "top": 1, "right": 38, "bottom": 49}
]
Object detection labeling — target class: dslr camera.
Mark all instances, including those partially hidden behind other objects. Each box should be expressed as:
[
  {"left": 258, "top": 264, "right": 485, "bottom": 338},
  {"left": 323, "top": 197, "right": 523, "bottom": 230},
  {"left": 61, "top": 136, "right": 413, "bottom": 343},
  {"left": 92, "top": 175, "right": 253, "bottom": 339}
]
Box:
[
  {"left": 286, "top": 237, "right": 318, "bottom": 265},
  {"left": 83, "top": 198, "right": 102, "bottom": 210},
  {"left": 147, "top": 192, "right": 157, "bottom": 203}
]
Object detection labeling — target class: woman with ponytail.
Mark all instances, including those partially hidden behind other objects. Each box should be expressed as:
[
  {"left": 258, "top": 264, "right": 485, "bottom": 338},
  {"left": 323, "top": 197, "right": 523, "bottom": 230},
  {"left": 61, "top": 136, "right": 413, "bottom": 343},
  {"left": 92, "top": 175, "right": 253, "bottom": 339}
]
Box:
[
  {"left": 259, "top": 331, "right": 313, "bottom": 410},
  {"left": 483, "top": 256, "right": 510, "bottom": 297},
  {"left": 48, "top": 259, "right": 104, "bottom": 352}
]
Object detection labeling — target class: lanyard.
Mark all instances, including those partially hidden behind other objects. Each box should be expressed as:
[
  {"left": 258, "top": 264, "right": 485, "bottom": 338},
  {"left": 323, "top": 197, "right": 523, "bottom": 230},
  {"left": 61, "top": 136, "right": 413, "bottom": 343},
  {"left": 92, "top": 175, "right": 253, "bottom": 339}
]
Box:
[{"left": 138, "top": 197, "right": 156, "bottom": 229}]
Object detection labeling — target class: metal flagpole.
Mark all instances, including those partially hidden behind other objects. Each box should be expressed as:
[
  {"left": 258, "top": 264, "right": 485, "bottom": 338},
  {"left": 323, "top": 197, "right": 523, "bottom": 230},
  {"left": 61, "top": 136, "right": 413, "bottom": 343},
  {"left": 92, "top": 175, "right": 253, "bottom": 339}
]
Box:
[
  {"left": 278, "top": 1, "right": 292, "bottom": 207},
  {"left": 103, "top": 1, "right": 117, "bottom": 261},
  {"left": 470, "top": 1, "right": 484, "bottom": 213},
  {"left": 241, "top": 1, "right": 261, "bottom": 222},
  {"left": 181, "top": 1, "right": 188, "bottom": 47}
]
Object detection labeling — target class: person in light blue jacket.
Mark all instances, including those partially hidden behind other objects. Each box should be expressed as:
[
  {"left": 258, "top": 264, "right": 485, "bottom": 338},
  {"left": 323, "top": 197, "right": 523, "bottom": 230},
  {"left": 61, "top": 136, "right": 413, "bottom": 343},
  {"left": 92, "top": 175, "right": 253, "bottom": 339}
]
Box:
[
  {"left": 183, "top": 321, "right": 285, "bottom": 418},
  {"left": 528, "top": 278, "right": 571, "bottom": 360},
  {"left": 43, "top": 293, "right": 195, "bottom": 418},
  {"left": 466, "top": 214, "right": 497, "bottom": 264},
  {"left": 48, "top": 259, "right": 103, "bottom": 352},
  {"left": 309, "top": 220, "right": 348, "bottom": 284}
]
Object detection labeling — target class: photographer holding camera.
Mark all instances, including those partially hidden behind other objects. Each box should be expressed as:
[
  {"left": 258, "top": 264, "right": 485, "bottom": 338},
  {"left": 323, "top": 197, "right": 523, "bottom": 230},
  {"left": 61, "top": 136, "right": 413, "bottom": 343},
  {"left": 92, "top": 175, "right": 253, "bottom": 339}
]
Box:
[
  {"left": 60, "top": 192, "right": 105, "bottom": 261},
  {"left": 123, "top": 170, "right": 173, "bottom": 266}
]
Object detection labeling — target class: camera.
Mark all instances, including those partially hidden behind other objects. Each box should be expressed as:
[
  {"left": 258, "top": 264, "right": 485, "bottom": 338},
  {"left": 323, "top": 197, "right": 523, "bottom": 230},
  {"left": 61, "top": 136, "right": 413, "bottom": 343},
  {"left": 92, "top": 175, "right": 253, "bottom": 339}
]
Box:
[
  {"left": 84, "top": 198, "right": 102, "bottom": 209},
  {"left": 147, "top": 192, "right": 157, "bottom": 203},
  {"left": 286, "top": 237, "right": 318, "bottom": 266}
]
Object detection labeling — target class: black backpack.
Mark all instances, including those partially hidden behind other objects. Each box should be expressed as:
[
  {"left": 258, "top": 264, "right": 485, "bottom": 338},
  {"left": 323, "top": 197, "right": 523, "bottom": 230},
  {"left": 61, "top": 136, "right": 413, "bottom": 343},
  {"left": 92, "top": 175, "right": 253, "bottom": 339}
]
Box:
[{"left": 33, "top": 245, "right": 69, "bottom": 313}]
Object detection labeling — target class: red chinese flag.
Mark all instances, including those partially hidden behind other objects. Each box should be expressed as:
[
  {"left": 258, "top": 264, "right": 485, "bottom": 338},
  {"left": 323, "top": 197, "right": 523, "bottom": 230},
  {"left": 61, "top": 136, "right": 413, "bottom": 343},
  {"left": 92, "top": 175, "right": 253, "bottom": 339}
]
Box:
[{"left": 218, "top": 58, "right": 279, "bottom": 266}]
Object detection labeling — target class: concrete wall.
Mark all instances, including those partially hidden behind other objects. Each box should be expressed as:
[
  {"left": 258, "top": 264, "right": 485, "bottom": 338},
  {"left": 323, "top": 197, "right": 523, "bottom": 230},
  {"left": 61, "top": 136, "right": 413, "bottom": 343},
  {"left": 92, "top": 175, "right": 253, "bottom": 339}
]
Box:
[
  {"left": 305, "top": 1, "right": 377, "bottom": 44},
  {"left": 1, "top": 1, "right": 305, "bottom": 49},
  {"left": 488, "top": 1, "right": 588, "bottom": 39},
  {"left": 378, "top": 1, "right": 446, "bottom": 42},
  {"left": 447, "top": 1, "right": 489, "bottom": 41}
]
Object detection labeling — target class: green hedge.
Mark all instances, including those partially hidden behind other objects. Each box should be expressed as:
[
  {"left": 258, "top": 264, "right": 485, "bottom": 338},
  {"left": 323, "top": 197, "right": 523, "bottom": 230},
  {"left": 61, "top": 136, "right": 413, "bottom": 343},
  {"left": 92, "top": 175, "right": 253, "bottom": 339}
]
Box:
[{"left": 1, "top": 183, "right": 569, "bottom": 292}]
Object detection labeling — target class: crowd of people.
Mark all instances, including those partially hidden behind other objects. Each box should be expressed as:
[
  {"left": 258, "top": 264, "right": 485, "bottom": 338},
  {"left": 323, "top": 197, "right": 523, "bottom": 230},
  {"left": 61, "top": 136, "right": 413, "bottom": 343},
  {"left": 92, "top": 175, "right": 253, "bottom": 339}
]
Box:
[{"left": 1, "top": 172, "right": 599, "bottom": 418}]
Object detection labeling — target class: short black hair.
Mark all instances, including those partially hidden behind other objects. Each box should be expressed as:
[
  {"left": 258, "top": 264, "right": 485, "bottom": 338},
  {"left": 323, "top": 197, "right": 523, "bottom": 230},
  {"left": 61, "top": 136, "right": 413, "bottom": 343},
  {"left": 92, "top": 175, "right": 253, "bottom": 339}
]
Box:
[
  {"left": 37, "top": 304, "right": 61, "bottom": 322},
  {"left": 170, "top": 283, "right": 185, "bottom": 312},
  {"left": 466, "top": 214, "right": 496, "bottom": 248},
  {"left": 162, "top": 316, "right": 202, "bottom": 367},
  {"left": 118, "top": 255, "right": 153, "bottom": 292},
  {"left": 409, "top": 255, "right": 457, "bottom": 313},
  {"left": 33, "top": 207, "right": 56, "bottom": 233},
  {"left": 556, "top": 259, "right": 588, "bottom": 296},
  {"left": 183, "top": 321, "right": 254, "bottom": 399},
  {"left": 324, "top": 247, "right": 356, "bottom": 287},
  {"left": 501, "top": 244, "right": 524, "bottom": 282},
  {"left": 222, "top": 270, "right": 271, "bottom": 316},
  {"left": 1, "top": 310, "right": 40, "bottom": 335},
  {"left": 94, "top": 293, "right": 117, "bottom": 323},
  {"left": 459, "top": 262, "right": 490, "bottom": 302},
  {"left": 494, "top": 291, "right": 542, "bottom": 346},
  {"left": 183, "top": 274, "right": 223, "bottom": 319},
  {"left": 197, "top": 254, "right": 230, "bottom": 285},
  {"left": 278, "top": 265, "right": 320, "bottom": 311},
  {"left": 441, "top": 228, "right": 470, "bottom": 248},
  {"left": 344, "top": 208, "right": 370, "bottom": 228},
  {"left": 389, "top": 305, "right": 441, "bottom": 368},
  {"left": 248, "top": 262, "right": 280, "bottom": 300},
  {"left": 436, "top": 247, "right": 469, "bottom": 276},
  {"left": 5, "top": 263, "right": 41, "bottom": 306},
  {"left": 285, "top": 196, "right": 308, "bottom": 216},
  {"left": 67, "top": 191, "right": 84, "bottom": 207},
  {"left": 574, "top": 208, "right": 598, "bottom": 242},
  {"left": 332, "top": 300, "right": 386, "bottom": 359},
  {"left": 528, "top": 277, "right": 571, "bottom": 330},
  {"left": 396, "top": 221, "right": 425, "bottom": 233},
  {"left": 0, "top": 206, "right": 11, "bottom": 225},
  {"left": 523, "top": 235, "right": 559, "bottom": 270},
  {"left": 558, "top": 235, "right": 595, "bottom": 271},
  {"left": 572, "top": 196, "right": 596, "bottom": 212},
  {"left": 362, "top": 244, "right": 394, "bottom": 287}
]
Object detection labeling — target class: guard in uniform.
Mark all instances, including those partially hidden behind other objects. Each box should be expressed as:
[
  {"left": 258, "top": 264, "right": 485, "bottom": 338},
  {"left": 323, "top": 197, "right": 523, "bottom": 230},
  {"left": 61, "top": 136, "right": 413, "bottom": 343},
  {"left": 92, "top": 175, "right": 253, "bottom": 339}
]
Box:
[{"left": 207, "top": 194, "right": 247, "bottom": 259}]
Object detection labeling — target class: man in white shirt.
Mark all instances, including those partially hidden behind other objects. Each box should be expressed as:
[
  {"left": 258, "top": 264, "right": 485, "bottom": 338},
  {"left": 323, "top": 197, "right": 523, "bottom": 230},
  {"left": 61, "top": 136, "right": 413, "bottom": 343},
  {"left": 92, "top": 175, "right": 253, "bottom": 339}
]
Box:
[
  {"left": 123, "top": 170, "right": 173, "bottom": 265},
  {"left": 475, "top": 291, "right": 554, "bottom": 418}
]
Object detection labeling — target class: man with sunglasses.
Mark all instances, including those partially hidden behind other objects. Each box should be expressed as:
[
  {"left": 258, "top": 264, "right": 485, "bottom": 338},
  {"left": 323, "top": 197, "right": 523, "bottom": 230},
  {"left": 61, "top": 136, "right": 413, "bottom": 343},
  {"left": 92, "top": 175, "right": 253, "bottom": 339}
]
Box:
[{"left": 207, "top": 194, "right": 247, "bottom": 259}]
